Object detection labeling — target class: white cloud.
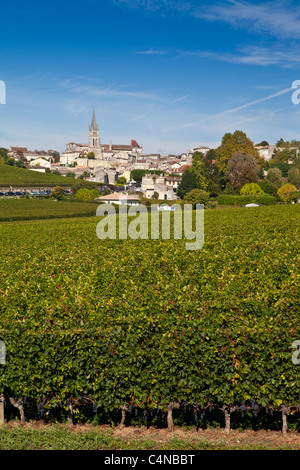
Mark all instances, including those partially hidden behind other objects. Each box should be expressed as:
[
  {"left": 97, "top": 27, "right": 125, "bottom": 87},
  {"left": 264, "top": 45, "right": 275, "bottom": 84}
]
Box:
[
  {"left": 194, "top": 0, "right": 300, "bottom": 39},
  {"left": 135, "top": 48, "right": 168, "bottom": 55},
  {"left": 181, "top": 45, "right": 300, "bottom": 68},
  {"left": 112, "top": 0, "right": 300, "bottom": 40}
]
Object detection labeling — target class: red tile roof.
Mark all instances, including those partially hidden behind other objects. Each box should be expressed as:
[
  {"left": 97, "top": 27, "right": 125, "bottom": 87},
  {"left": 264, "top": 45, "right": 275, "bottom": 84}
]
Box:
[{"left": 11, "top": 147, "right": 28, "bottom": 152}]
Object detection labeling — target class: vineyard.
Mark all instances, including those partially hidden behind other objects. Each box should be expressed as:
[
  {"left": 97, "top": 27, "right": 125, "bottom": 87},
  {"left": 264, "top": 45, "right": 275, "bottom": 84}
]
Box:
[
  {"left": 0, "top": 164, "right": 77, "bottom": 187},
  {"left": 0, "top": 198, "right": 100, "bottom": 222},
  {"left": 0, "top": 204, "right": 299, "bottom": 435}
]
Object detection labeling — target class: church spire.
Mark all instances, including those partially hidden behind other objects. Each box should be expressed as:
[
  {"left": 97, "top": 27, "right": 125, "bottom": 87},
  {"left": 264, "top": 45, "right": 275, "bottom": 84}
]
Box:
[
  {"left": 88, "top": 109, "right": 101, "bottom": 158},
  {"left": 90, "top": 109, "right": 99, "bottom": 131}
]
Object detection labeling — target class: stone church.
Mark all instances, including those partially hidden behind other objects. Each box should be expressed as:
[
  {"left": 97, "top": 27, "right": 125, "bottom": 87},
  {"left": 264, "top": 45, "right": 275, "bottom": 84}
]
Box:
[{"left": 60, "top": 110, "right": 143, "bottom": 168}]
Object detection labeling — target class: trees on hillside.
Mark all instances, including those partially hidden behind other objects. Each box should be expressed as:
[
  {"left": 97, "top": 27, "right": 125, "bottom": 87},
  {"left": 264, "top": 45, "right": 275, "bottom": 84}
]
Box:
[
  {"left": 226, "top": 151, "right": 260, "bottom": 191},
  {"left": 240, "top": 183, "right": 264, "bottom": 195},
  {"left": 190, "top": 152, "right": 208, "bottom": 191},
  {"left": 177, "top": 168, "right": 199, "bottom": 199},
  {"left": 50, "top": 186, "right": 64, "bottom": 200},
  {"left": 266, "top": 167, "right": 283, "bottom": 189},
  {"left": 75, "top": 188, "right": 99, "bottom": 201},
  {"left": 277, "top": 183, "right": 298, "bottom": 203},
  {"left": 215, "top": 130, "right": 262, "bottom": 175},
  {"left": 178, "top": 150, "right": 224, "bottom": 199},
  {"left": 287, "top": 167, "right": 300, "bottom": 189},
  {"left": 183, "top": 188, "right": 210, "bottom": 207},
  {"left": 130, "top": 169, "right": 162, "bottom": 184},
  {"left": 257, "top": 179, "right": 278, "bottom": 196}
]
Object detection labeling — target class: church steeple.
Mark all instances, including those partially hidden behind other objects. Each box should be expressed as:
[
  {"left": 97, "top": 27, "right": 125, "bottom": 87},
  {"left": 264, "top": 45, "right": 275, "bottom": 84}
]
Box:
[
  {"left": 88, "top": 109, "right": 101, "bottom": 158},
  {"left": 89, "top": 109, "right": 99, "bottom": 131}
]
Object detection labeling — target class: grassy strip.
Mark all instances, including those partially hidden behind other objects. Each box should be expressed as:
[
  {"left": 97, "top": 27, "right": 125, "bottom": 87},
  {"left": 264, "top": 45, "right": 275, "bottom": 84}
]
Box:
[{"left": 0, "top": 423, "right": 298, "bottom": 450}]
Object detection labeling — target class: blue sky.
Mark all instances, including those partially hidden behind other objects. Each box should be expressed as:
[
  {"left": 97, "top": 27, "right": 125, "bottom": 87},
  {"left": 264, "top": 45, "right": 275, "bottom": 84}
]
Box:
[{"left": 1, "top": 0, "right": 300, "bottom": 154}]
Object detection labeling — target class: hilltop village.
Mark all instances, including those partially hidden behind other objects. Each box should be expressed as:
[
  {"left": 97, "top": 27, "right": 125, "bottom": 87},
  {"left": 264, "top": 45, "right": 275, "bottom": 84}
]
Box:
[{"left": 5, "top": 110, "right": 300, "bottom": 204}]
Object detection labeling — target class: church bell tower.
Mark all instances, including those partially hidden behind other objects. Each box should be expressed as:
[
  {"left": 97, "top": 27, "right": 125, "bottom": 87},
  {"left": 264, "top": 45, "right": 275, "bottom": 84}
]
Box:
[{"left": 88, "top": 109, "right": 102, "bottom": 159}]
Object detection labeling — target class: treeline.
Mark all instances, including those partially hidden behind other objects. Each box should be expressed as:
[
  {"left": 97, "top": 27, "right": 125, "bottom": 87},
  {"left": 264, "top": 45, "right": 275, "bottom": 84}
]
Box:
[{"left": 177, "top": 131, "right": 300, "bottom": 204}]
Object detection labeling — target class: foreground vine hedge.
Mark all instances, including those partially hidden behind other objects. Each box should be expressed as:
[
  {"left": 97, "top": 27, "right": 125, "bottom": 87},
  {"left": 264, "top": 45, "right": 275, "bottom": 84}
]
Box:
[{"left": 0, "top": 205, "right": 299, "bottom": 432}]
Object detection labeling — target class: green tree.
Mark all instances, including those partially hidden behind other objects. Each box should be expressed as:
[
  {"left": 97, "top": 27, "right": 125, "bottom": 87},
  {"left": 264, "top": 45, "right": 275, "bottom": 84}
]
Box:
[
  {"left": 222, "top": 182, "right": 238, "bottom": 195},
  {"left": 87, "top": 152, "right": 95, "bottom": 159},
  {"left": 50, "top": 186, "right": 64, "bottom": 200},
  {"left": 75, "top": 188, "right": 99, "bottom": 201},
  {"left": 240, "top": 183, "right": 264, "bottom": 195},
  {"left": 205, "top": 148, "right": 218, "bottom": 161},
  {"left": 287, "top": 167, "right": 300, "bottom": 189},
  {"left": 0, "top": 148, "right": 8, "bottom": 160},
  {"left": 215, "top": 130, "right": 261, "bottom": 175},
  {"left": 177, "top": 168, "right": 199, "bottom": 199},
  {"left": 191, "top": 152, "right": 208, "bottom": 190},
  {"left": 79, "top": 171, "right": 90, "bottom": 179},
  {"left": 275, "top": 138, "right": 285, "bottom": 148},
  {"left": 117, "top": 176, "right": 127, "bottom": 185},
  {"left": 183, "top": 188, "right": 210, "bottom": 207},
  {"left": 257, "top": 179, "right": 278, "bottom": 196},
  {"left": 130, "top": 169, "right": 162, "bottom": 184},
  {"left": 266, "top": 167, "right": 282, "bottom": 188},
  {"left": 255, "top": 141, "right": 269, "bottom": 146},
  {"left": 270, "top": 148, "right": 296, "bottom": 165},
  {"left": 72, "top": 179, "right": 97, "bottom": 193},
  {"left": 6, "top": 158, "right": 15, "bottom": 166},
  {"left": 203, "top": 157, "right": 224, "bottom": 196},
  {"left": 277, "top": 183, "right": 299, "bottom": 203},
  {"left": 15, "top": 160, "right": 26, "bottom": 168}
]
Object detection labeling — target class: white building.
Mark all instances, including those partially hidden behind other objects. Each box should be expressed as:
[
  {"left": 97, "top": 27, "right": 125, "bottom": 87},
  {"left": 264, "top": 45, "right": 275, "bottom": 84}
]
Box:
[
  {"left": 255, "top": 145, "right": 276, "bottom": 162},
  {"left": 28, "top": 157, "right": 51, "bottom": 169},
  {"left": 185, "top": 145, "right": 211, "bottom": 158},
  {"left": 141, "top": 173, "right": 179, "bottom": 200}
]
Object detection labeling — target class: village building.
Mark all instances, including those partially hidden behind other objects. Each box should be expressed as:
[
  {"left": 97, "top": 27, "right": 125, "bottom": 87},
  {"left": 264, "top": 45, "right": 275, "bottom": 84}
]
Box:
[
  {"left": 141, "top": 173, "right": 180, "bottom": 201},
  {"left": 95, "top": 192, "right": 141, "bottom": 205},
  {"left": 255, "top": 145, "right": 276, "bottom": 162}
]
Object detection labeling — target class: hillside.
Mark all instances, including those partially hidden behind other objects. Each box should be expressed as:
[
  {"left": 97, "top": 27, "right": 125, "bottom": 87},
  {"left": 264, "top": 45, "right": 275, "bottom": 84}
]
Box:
[
  {"left": 0, "top": 164, "right": 77, "bottom": 187},
  {"left": 0, "top": 198, "right": 100, "bottom": 221}
]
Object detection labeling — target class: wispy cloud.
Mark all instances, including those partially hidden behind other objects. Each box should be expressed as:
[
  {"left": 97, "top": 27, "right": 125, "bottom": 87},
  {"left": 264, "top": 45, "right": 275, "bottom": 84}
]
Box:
[
  {"left": 135, "top": 48, "right": 168, "bottom": 55},
  {"left": 165, "top": 86, "right": 293, "bottom": 131},
  {"left": 194, "top": 0, "right": 300, "bottom": 39},
  {"left": 112, "top": 0, "right": 193, "bottom": 13},
  {"left": 183, "top": 45, "right": 300, "bottom": 67},
  {"left": 112, "top": 0, "right": 300, "bottom": 40},
  {"left": 57, "top": 78, "right": 190, "bottom": 108}
]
